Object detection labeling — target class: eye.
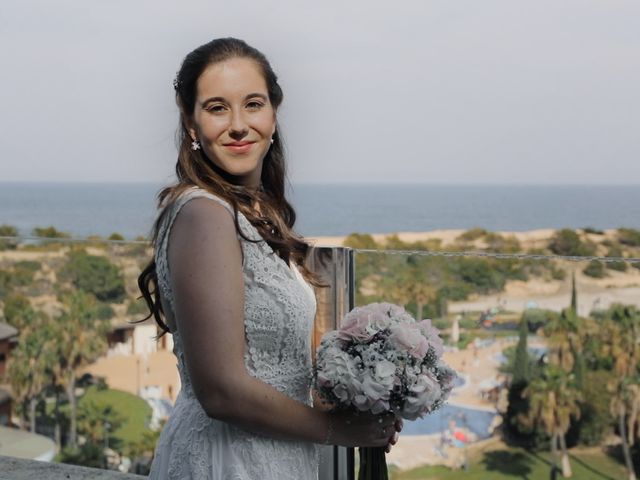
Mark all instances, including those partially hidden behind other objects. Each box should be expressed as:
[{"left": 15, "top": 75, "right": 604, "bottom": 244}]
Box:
[
  {"left": 246, "top": 101, "right": 265, "bottom": 110},
  {"left": 205, "top": 104, "right": 227, "bottom": 113}
]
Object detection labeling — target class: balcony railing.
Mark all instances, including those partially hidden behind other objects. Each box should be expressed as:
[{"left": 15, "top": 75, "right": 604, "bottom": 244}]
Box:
[{"left": 0, "top": 230, "right": 638, "bottom": 479}]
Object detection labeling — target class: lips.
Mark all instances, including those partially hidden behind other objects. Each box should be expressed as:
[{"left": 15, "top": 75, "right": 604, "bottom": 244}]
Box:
[{"left": 223, "top": 141, "right": 255, "bottom": 154}]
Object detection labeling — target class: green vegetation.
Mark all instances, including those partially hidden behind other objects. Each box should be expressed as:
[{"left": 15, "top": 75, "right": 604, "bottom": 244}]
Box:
[
  {"left": 390, "top": 446, "right": 628, "bottom": 479},
  {"left": 0, "top": 224, "right": 19, "bottom": 250},
  {"left": 548, "top": 228, "right": 597, "bottom": 256},
  {"left": 59, "top": 250, "right": 126, "bottom": 302},
  {"left": 617, "top": 227, "right": 640, "bottom": 247},
  {"left": 583, "top": 259, "right": 606, "bottom": 278},
  {"left": 32, "top": 226, "right": 70, "bottom": 238},
  {"left": 582, "top": 226, "right": 604, "bottom": 235},
  {"left": 108, "top": 232, "right": 125, "bottom": 241},
  {"left": 79, "top": 386, "right": 152, "bottom": 445}
]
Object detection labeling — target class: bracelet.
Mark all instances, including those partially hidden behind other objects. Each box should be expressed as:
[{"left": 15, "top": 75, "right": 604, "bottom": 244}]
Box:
[{"left": 324, "top": 415, "right": 334, "bottom": 445}]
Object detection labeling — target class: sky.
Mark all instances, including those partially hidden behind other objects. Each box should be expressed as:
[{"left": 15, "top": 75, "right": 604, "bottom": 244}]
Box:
[{"left": 1, "top": 0, "right": 639, "bottom": 185}]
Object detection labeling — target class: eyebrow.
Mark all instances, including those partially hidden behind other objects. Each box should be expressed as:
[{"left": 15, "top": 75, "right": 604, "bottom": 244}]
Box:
[{"left": 200, "top": 93, "right": 268, "bottom": 106}]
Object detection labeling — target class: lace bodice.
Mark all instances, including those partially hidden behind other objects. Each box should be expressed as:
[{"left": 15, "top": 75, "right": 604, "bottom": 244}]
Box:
[{"left": 149, "top": 186, "right": 319, "bottom": 479}]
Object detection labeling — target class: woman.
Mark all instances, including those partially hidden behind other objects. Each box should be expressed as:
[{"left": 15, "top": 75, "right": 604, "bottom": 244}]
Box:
[{"left": 138, "top": 37, "right": 401, "bottom": 479}]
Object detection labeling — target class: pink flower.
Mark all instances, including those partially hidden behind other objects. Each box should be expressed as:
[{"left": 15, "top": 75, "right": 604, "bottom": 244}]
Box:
[
  {"left": 338, "top": 304, "right": 397, "bottom": 342},
  {"left": 417, "top": 319, "right": 444, "bottom": 357},
  {"left": 388, "top": 323, "right": 429, "bottom": 359},
  {"left": 338, "top": 307, "right": 376, "bottom": 342}
]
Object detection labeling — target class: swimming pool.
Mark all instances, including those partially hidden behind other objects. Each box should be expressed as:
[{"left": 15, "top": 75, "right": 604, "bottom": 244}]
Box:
[{"left": 402, "top": 404, "right": 498, "bottom": 439}]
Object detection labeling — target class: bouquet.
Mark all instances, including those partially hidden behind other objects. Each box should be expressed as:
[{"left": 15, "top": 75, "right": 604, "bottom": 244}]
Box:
[{"left": 315, "top": 303, "right": 456, "bottom": 480}]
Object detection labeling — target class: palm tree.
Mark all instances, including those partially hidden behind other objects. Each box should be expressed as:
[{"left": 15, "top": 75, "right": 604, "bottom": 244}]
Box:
[
  {"left": 610, "top": 378, "right": 640, "bottom": 480},
  {"left": 53, "top": 291, "right": 110, "bottom": 448},
  {"left": 523, "top": 365, "right": 582, "bottom": 478},
  {"left": 8, "top": 323, "right": 54, "bottom": 432},
  {"left": 603, "top": 305, "right": 640, "bottom": 480}
]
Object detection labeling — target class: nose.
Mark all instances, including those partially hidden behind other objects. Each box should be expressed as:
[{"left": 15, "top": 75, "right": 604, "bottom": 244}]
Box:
[{"left": 228, "top": 109, "right": 248, "bottom": 140}]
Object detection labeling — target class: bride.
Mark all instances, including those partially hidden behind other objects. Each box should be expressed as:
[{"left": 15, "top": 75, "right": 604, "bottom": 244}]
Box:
[{"left": 138, "top": 37, "right": 401, "bottom": 479}]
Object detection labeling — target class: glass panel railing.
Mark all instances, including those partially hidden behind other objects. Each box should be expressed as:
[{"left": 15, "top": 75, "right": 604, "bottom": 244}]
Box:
[
  {"left": 2, "top": 227, "right": 639, "bottom": 479},
  {"left": 342, "top": 229, "right": 640, "bottom": 480}
]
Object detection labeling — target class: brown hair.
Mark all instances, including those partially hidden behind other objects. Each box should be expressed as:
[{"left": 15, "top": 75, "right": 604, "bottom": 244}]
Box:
[{"left": 138, "top": 38, "right": 320, "bottom": 335}]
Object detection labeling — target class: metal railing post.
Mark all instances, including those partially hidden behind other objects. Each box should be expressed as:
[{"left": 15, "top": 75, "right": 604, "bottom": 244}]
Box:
[{"left": 308, "top": 246, "right": 355, "bottom": 480}]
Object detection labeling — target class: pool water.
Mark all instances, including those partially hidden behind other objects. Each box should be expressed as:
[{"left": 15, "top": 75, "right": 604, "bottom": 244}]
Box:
[{"left": 402, "top": 404, "right": 498, "bottom": 439}]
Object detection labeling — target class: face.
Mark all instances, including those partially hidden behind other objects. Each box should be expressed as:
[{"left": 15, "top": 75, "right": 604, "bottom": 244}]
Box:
[{"left": 188, "top": 57, "right": 276, "bottom": 187}]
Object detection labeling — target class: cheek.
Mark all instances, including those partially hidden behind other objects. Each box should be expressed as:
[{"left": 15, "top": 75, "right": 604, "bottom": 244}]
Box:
[{"left": 197, "top": 117, "right": 228, "bottom": 141}]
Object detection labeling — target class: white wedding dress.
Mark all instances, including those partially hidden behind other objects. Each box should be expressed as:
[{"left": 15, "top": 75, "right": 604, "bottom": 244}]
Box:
[{"left": 148, "top": 186, "right": 319, "bottom": 480}]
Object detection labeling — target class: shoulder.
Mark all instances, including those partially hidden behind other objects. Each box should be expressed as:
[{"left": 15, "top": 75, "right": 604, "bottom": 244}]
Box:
[{"left": 170, "top": 195, "right": 238, "bottom": 246}]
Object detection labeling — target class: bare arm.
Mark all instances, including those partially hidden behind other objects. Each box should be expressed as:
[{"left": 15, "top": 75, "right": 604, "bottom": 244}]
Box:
[{"left": 168, "top": 198, "right": 398, "bottom": 447}]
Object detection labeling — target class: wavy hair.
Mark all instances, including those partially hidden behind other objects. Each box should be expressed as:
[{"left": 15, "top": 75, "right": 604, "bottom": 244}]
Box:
[{"left": 138, "top": 38, "right": 320, "bottom": 335}]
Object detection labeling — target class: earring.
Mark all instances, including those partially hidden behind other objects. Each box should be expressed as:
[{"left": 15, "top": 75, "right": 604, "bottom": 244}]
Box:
[
  {"left": 191, "top": 139, "right": 201, "bottom": 151},
  {"left": 270, "top": 137, "right": 274, "bottom": 145}
]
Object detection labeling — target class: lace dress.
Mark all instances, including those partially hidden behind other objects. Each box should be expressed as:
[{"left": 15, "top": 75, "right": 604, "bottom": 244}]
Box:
[{"left": 148, "top": 187, "right": 319, "bottom": 480}]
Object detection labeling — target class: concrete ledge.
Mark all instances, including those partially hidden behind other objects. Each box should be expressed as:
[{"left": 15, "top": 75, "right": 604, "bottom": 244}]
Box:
[{"left": 0, "top": 455, "right": 145, "bottom": 479}]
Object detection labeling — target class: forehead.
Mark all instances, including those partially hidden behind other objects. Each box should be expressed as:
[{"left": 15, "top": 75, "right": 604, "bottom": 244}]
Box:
[{"left": 196, "top": 57, "right": 268, "bottom": 100}]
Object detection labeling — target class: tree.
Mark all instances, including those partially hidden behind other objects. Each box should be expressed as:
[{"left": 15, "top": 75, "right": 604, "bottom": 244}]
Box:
[
  {"left": 3, "top": 295, "right": 37, "bottom": 330},
  {"left": 53, "top": 291, "right": 110, "bottom": 447},
  {"left": 77, "top": 398, "right": 124, "bottom": 446},
  {"left": 59, "top": 250, "right": 126, "bottom": 302},
  {"left": 610, "top": 378, "right": 640, "bottom": 480},
  {"left": 603, "top": 305, "right": 640, "bottom": 480},
  {"left": 522, "top": 365, "right": 582, "bottom": 478},
  {"left": 513, "top": 316, "right": 530, "bottom": 385},
  {"left": 7, "top": 319, "right": 56, "bottom": 432}
]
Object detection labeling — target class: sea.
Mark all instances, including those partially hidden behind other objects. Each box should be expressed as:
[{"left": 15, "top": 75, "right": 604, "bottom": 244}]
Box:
[{"left": 0, "top": 182, "right": 639, "bottom": 240}]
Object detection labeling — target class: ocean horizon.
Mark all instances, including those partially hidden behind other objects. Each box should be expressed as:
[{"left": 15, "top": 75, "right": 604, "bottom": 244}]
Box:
[{"left": 1, "top": 182, "right": 639, "bottom": 240}]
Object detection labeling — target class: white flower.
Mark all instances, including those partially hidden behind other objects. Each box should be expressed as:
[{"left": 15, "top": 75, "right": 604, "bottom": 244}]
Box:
[{"left": 402, "top": 372, "right": 442, "bottom": 420}]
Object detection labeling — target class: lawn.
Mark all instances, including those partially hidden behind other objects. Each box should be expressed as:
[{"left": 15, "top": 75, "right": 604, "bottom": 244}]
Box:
[
  {"left": 80, "top": 386, "right": 152, "bottom": 445},
  {"left": 390, "top": 446, "right": 628, "bottom": 480}
]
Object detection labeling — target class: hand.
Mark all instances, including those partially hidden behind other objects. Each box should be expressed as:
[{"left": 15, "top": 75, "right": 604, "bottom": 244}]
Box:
[
  {"left": 384, "top": 417, "right": 403, "bottom": 453},
  {"left": 331, "top": 411, "right": 402, "bottom": 448}
]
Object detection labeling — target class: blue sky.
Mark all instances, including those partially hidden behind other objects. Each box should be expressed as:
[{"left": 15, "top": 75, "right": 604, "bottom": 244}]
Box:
[{"left": 1, "top": 0, "right": 639, "bottom": 184}]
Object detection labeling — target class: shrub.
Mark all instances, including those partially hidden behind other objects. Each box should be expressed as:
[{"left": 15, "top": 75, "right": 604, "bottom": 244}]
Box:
[
  {"left": 108, "top": 232, "right": 125, "bottom": 241},
  {"left": 343, "top": 233, "right": 378, "bottom": 249},
  {"left": 583, "top": 260, "right": 606, "bottom": 278},
  {"left": 95, "top": 302, "right": 115, "bottom": 320},
  {"left": 605, "top": 247, "right": 627, "bottom": 272},
  {"left": 548, "top": 229, "right": 596, "bottom": 256},
  {"left": 32, "top": 226, "right": 70, "bottom": 238},
  {"left": 451, "top": 257, "right": 506, "bottom": 294},
  {"left": 617, "top": 228, "right": 640, "bottom": 247},
  {"left": 59, "top": 250, "right": 126, "bottom": 302},
  {"left": 550, "top": 264, "right": 566, "bottom": 280},
  {"left": 0, "top": 224, "right": 19, "bottom": 250},
  {"left": 0, "top": 224, "right": 18, "bottom": 236},
  {"left": 14, "top": 260, "right": 41, "bottom": 273},
  {"left": 521, "top": 308, "right": 558, "bottom": 332},
  {"left": 457, "top": 227, "right": 487, "bottom": 242},
  {"left": 484, "top": 233, "right": 522, "bottom": 253},
  {"left": 583, "top": 226, "right": 604, "bottom": 235}
]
